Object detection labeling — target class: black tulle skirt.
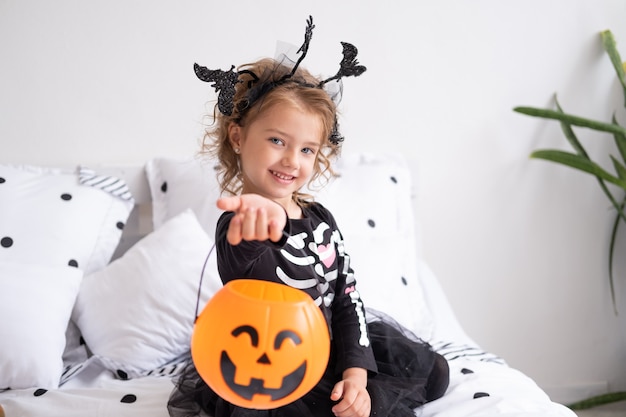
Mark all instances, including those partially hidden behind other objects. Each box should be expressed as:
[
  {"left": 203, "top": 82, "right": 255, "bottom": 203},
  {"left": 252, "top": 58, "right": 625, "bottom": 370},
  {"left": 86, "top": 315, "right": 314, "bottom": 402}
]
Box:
[{"left": 168, "top": 309, "right": 449, "bottom": 417}]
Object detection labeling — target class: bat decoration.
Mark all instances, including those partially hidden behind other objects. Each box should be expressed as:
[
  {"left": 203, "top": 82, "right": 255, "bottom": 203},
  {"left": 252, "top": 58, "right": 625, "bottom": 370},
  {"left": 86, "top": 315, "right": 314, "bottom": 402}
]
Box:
[
  {"left": 193, "top": 64, "right": 239, "bottom": 116},
  {"left": 319, "top": 42, "right": 367, "bottom": 86},
  {"left": 194, "top": 15, "right": 366, "bottom": 144}
]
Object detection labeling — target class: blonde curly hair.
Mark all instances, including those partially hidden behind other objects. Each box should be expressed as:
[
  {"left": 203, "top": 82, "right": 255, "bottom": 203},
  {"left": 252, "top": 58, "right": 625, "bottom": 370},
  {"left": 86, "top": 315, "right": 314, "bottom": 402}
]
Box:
[{"left": 200, "top": 58, "right": 342, "bottom": 205}]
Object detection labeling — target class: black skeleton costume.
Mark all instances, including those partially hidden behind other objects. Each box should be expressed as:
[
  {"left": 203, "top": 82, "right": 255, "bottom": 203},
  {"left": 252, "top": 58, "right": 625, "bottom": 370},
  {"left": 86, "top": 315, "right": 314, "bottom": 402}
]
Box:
[
  {"left": 217, "top": 204, "right": 377, "bottom": 376},
  {"left": 168, "top": 203, "right": 449, "bottom": 417}
]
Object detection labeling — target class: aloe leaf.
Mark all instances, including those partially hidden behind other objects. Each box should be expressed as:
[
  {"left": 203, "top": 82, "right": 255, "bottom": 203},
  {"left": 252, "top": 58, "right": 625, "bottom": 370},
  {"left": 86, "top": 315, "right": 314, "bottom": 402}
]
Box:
[
  {"left": 608, "top": 206, "right": 623, "bottom": 315},
  {"left": 601, "top": 189, "right": 626, "bottom": 317},
  {"left": 612, "top": 113, "right": 626, "bottom": 163},
  {"left": 555, "top": 108, "right": 626, "bottom": 206},
  {"left": 531, "top": 149, "right": 626, "bottom": 189},
  {"left": 601, "top": 30, "right": 626, "bottom": 105},
  {"left": 611, "top": 156, "right": 626, "bottom": 181},
  {"left": 555, "top": 98, "right": 590, "bottom": 157},
  {"left": 514, "top": 106, "right": 626, "bottom": 136},
  {"left": 532, "top": 149, "right": 626, "bottom": 219}
]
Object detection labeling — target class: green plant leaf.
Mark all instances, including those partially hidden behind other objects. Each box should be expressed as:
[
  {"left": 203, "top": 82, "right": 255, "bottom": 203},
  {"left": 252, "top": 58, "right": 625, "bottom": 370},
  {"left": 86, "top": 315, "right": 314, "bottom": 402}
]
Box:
[
  {"left": 555, "top": 98, "right": 590, "bottom": 157},
  {"left": 608, "top": 203, "right": 624, "bottom": 316},
  {"left": 513, "top": 106, "right": 626, "bottom": 136},
  {"left": 611, "top": 156, "right": 626, "bottom": 181},
  {"left": 517, "top": 29, "right": 626, "bottom": 318},
  {"left": 611, "top": 113, "right": 626, "bottom": 163},
  {"left": 530, "top": 149, "right": 626, "bottom": 189},
  {"left": 555, "top": 108, "right": 626, "bottom": 210},
  {"left": 601, "top": 30, "right": 626, "bottom": 105},
  {"left": 567, "top": 391, "right": 626, "bottom": 410}
]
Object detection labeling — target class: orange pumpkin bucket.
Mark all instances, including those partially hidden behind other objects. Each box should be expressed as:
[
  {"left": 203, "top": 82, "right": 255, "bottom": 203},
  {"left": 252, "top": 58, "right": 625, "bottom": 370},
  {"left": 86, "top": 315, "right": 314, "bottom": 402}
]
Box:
[{"left": 191, "top": 279, "right": 330, "bottom": 409}]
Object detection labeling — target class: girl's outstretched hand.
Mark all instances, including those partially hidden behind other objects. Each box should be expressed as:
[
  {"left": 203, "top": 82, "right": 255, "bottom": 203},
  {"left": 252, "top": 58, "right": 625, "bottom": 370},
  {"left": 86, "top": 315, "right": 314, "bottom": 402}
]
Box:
[{"left": 217, "top": 194, "right": 287, "bottom": 245}]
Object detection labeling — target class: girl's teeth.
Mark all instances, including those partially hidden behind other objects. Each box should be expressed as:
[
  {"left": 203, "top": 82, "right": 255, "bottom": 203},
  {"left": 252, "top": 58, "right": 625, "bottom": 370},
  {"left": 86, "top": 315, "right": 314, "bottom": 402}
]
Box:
[{"left": 273, "top": 171, "right": 293, "bottom": 180}]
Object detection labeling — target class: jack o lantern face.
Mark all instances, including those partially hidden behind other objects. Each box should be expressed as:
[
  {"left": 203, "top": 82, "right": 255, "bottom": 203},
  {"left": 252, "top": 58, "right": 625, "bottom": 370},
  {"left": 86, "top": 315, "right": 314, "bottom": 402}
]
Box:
[
  {"left": 191, "top": 279, "right": 330, "bottom": 409},
  {"left": 221, "top": 325, "right": 306, "bottom": 401}
]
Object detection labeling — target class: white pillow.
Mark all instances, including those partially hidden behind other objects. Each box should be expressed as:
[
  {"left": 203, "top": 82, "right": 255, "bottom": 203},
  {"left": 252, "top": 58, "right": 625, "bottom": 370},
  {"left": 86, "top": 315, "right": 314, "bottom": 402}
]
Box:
[
  {"left": 72, "top": 209, "right": 221, "bottom": 378},
  {"left": 145, "top": 157, "right": 223, "bottom": 237},
  {"left": 0, "top": 164, "right": 134, "bottom": 274},
  {"left": 0, "top": 164, "right": 134, "bottom": 386},
  {"left": 0, "top": 262, "right": 83, "bottom": 389},
  {"left": 315, "top": 152, "right": 434, "bottom": 340}
]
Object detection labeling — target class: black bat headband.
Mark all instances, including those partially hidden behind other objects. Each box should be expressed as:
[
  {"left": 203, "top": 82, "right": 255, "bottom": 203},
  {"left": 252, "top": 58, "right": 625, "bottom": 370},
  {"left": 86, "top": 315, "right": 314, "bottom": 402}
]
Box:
[{"left": 193, "top": 16, "right": 366, "bottom": 145}]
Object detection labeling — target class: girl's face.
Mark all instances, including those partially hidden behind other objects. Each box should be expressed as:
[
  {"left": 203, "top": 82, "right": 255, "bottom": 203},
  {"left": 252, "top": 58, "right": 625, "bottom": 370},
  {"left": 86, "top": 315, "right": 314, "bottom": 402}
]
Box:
[{"left": 229, "top": 102, "right": 324, "bottom": 211}]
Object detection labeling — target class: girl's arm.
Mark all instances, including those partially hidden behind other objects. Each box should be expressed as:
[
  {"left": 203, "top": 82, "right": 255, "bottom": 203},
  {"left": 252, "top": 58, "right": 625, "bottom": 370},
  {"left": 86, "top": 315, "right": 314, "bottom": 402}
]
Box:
[
  {"left": 323, "top": 206, "right": 375, "bottom": 417},
  {"left": 329, "top": 221, "right": 377, "bottom": 373}
]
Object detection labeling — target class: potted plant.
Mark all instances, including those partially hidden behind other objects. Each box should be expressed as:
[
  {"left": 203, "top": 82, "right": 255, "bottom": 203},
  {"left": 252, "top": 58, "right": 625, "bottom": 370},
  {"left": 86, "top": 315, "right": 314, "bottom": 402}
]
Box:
[
  {"left": 513, "top": 29, "right": 626, "bottom": 410},
  {"left": 514, "top": 30, "right": 626, "bottom": 313}
]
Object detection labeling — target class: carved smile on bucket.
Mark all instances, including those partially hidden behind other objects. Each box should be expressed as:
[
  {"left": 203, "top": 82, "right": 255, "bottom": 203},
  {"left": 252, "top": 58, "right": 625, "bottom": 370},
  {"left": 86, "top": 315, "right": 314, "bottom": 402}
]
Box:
[{"left": 220, "top": 350, "right": 307, "bottom": 401}]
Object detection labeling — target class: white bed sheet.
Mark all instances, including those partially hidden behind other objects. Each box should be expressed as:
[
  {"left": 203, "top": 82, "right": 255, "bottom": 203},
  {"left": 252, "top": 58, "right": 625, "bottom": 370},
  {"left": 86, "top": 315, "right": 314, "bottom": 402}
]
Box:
[
  {"left": 419, "top": 358, "right": 576, "bottom": 417},
  {"left": 0, "top": 352, "right": 575, "bottom": 417},
  {"left": 0, "top": 360, "right": 172, "bottom": 417}
]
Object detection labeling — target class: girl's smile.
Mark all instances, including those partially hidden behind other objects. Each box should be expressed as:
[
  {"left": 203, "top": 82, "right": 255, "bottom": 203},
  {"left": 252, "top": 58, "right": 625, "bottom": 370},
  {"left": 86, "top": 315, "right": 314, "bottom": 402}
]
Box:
[{"left": 270, "top": 170, "right": 296, "bottom": 184}]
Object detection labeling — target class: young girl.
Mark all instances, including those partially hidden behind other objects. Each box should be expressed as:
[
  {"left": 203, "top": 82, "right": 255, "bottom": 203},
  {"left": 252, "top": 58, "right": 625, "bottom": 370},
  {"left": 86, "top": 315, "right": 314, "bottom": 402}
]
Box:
[{"left": 168, "top": 17, "right": 449, "bottom": 417}]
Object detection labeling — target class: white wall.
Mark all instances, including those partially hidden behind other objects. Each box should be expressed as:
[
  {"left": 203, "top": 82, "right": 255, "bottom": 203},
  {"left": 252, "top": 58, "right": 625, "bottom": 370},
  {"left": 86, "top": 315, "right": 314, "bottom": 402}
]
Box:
[{"left": 2, "top": 0, "right": 625, "bottom": 404}]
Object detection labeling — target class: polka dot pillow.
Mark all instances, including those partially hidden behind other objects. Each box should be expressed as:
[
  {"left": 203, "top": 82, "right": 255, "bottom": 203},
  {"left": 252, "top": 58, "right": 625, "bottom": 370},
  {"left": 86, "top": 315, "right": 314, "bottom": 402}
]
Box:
[
  {"left": 145, "top": 157, "right": 222, "bottom": 236},
  {"left": 0, "top": 164, "right": 134, "bottom": 389},
  {"left": 0, "top": 164, "right": 134, "bottom": 274},
  {"left": 314, "top": 152, "right": 434, "bottom": 340}
]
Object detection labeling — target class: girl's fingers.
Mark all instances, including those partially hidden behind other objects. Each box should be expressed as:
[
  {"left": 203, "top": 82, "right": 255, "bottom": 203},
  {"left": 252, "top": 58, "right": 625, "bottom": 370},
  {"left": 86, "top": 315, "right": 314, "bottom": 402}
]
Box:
[
  {"left": 216, "top": 196, "right": 242, "bottom": 212},
  {"left": 240, "top": 207, "right": 258, "bottom": 241},
  {"left": 226, "top": 214, "right": 243, "bottom": 245},
  {"left": 268, "top": 219, "right": 283, "bottom": 242},
  {"left": 255, "top": 207, "right": 269, "bottom": 241},
  {"left": 218, "top": 194, "right": 287, "bottom": 244}
]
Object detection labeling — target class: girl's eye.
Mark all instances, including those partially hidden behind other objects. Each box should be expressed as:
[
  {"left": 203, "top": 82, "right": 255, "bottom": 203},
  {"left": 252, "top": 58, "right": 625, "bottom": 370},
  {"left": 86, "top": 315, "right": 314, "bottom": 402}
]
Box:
[
  {"left": 269, "top": 137, "right": 284, "bottom": 146},
  {"left": 302, "top": 147, "right": 317, "bottom": 155}
]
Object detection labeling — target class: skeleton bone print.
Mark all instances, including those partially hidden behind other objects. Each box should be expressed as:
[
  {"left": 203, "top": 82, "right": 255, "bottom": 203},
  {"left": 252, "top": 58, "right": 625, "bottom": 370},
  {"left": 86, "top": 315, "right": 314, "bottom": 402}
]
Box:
[{"left": 277, "top": 220, "right": 369, "bottom": 347}]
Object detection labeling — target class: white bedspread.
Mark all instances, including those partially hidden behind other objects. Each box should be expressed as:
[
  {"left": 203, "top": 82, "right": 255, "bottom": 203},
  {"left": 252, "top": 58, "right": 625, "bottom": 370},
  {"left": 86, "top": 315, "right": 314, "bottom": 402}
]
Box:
[
  {"left": 0, "top": 348, "right": 575, "bottom": 417},
  {"left": 419, "top": 356, "right": 575, "bottom": 417}
]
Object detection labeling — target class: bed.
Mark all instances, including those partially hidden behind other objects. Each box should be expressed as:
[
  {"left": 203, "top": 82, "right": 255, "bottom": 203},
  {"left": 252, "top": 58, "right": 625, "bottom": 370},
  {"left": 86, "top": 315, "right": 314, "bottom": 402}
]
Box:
[{"left": 0, "top": 151, "right": 576, "bottom": 417}]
